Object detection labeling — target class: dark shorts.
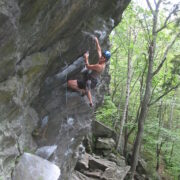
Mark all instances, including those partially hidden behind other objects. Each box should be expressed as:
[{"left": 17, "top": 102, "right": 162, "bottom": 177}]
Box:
[
  {"left": 77, "top": 78, "right": 98, "bottom": 90},
  {"left": 89, "top": 78, "right": 98, "bottom": 89},
  {"left": 77, "top": 80, "right": 86, "bottom": 89}
]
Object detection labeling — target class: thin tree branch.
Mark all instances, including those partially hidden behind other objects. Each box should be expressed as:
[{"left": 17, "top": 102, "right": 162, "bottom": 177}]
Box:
[
  {"left": 139, "top": 53, "right": 148, "bottom": 103},
  {"left": 143, "top": 14, "right": 151, "bottom": 39},
  {"left": 127, "top": 104, "right": 141, "bottom": 138},
  {"left": 146, "top": 0, "right": 154, "bottom": 14},
  {"left": 156, "top": 0, "right": 162, "bottom": 9},
  {"left": 116, "top": 31, "right": 128, "bottom": 53},
  {"left": 128, "top": 27, "right": 138, "bottom": 88},
  {"left": 111, "top": 47, "right": 119, "bottom": 56},
  {"left": 131, "top": 26, "right": 138, "bottom": 55},
  {"left": 153, "top": 32, "right": 180, "bottom": 76},
  {"left": 153, "top": 57, "right": 166, "bottom": 76},
  {"left": 112, "top": 82, "right": 121, "bottom": 102},
  {"left": 149, "top": 83, "right": 180, "bottom": 106},
  {"left": 153, "top": 0, "right": 157, "bottom": 6},
  {"left": 130, "top": 72, "right": 141, "bottom": 95},
  {"left": 137, "top": 15, "right": 151, "bottom": 43},
  {"left": 149, "top": 81, "right": 159, "bottom": 103},
  {"left": 156, "top": 5, "right": 179, "bottom": 33},
  {"left": 111, "top": 77, "right": 126, "bottom": 102}
]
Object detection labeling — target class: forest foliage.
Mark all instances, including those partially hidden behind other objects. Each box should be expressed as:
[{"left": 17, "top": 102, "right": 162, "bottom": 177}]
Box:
[{"left": 96, "top": 0, "right": 180, "bottom": 179}]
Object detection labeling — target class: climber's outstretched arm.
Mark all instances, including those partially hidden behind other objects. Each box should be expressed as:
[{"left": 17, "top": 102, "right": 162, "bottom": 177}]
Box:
[
  {"left": 84, "top": 52, "right": 102, "bottom": 72},
  {"left": 94, "top": 37, "right": 102, "bottom": 59}
]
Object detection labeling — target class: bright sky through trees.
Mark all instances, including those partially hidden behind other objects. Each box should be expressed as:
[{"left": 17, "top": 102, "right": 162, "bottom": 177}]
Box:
[{"left": 136, "top": 0, "right": 180, "bottom": 10}]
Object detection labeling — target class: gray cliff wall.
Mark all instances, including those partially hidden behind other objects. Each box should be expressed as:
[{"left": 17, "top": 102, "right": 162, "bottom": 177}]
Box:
[{"left": 0, "top": 0, "right": 130, "bottom": 179}]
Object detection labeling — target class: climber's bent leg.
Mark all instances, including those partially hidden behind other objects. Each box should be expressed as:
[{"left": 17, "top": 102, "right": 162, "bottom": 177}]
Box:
[
  {"left": 87, "top": 90, "right": 93, "bottom": 107},
  {"left": 67, "top": 80, "right": 85, "bottom": 94},
  {"left": 67, "top": 80, "right": 78, "bottom": 90}
]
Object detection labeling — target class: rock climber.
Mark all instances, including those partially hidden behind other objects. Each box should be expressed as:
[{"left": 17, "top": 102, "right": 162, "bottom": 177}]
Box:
[{"left": 67, "top": 36, "right": 111, "bottom": 107}]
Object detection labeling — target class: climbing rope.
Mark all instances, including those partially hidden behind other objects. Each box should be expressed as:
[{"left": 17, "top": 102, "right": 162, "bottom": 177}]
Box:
[
  {"left": 58, "top": 42, "right": 69, "bottom": 112},
  {"left": 58, "top": 42, "right": 72, "bottom": 168}
]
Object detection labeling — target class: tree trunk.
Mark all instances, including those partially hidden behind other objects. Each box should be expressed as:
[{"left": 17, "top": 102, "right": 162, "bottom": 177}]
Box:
[
  {"left": 156, "top": 101, "right": 163, "bottom": 172},
  {"left": 113, "top": 86, "right": 124, "bottom": 129},
  {"left": 116, "top": 37, "right": 132, "bottom": 151},
  {"left": 156, "top": 140, "right": 164, "bottom": 172},
  {"left": 169, "top": 141, "right": 175, "bottom": 164},
  {"left": 129, "top": 0, "right": 161, "bottom": 177},
  {"left": 123, "top": 105, "right": 129, "bottom": 157},
  {"left": 168, "top": 96, "right": 175, "bottom": 163},
  {"left": 112, "top": 52, "right": 120, "bottom": 102},
  {"left": 123, "top": 103, "right": 141, "bottom": 157},
  {"left": 169, "top": 96, "right": 175, "bottom": 129},
  {"left": 130, "top": 44, "right": 154, "bottom": 178},
  {"left": 123, "top": 61, "right": 146, "bottom": 157}
]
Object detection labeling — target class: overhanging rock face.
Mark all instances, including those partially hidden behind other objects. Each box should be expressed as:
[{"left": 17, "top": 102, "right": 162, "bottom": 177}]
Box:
[{"left": 0, "top": 0, "right": 130, "bottom": 179}]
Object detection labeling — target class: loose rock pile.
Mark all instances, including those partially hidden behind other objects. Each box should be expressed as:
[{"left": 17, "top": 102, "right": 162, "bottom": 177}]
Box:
[
  {"left": 73, "top": 153, "right": 130, "bottom": 180},
  {"left": 72, "top": 120, "right": 130, "bottom": 179}
]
